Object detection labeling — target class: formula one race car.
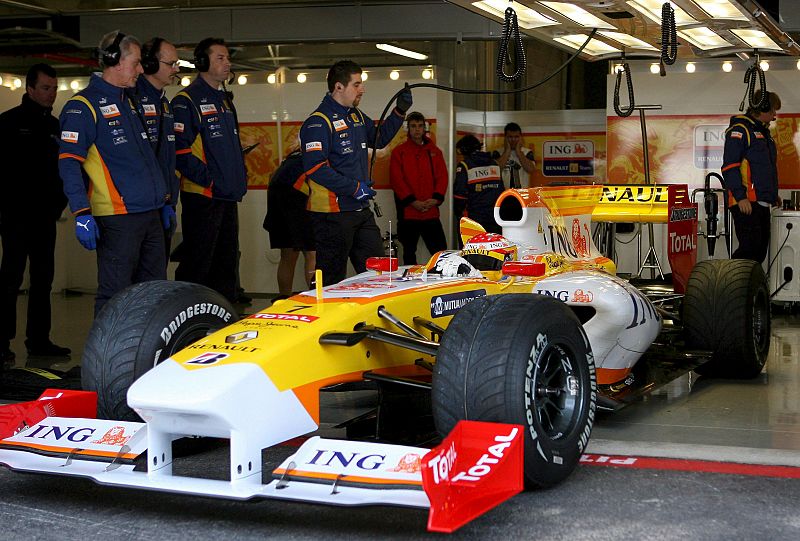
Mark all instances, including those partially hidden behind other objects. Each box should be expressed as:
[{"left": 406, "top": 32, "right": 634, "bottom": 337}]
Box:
[{"left": 0, "top": 184, "right": 769, "bottom": 531}]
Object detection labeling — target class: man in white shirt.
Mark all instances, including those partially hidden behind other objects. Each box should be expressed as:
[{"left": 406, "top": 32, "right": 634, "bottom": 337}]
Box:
[{"left": 492, "top": 122, "right": 536, "bottom": 189}]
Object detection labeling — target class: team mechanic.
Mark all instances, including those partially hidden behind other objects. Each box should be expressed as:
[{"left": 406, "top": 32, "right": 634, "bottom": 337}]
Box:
[
  {"left": 453, "top": 134, "right": 504, "bottom": 235},
  {"left": 59, "top": 31, "right": 169, "bottom": 316},
  {"left": 721, "top": 89, "right": 782, "bottom": 263},
  {"left": 172, "top": 37, "right": 247, "bottom": 302},
  {"left": 134, "top": 37, "right": 180, "bottom": 259},
  {"left": 300, "top": 60, "right": 412, "bottom": 286}
]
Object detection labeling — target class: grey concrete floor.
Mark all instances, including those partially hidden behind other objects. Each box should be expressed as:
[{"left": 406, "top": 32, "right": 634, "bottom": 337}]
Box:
[{"left": 2, "top": 292, "right": 800, "bottom": 538}]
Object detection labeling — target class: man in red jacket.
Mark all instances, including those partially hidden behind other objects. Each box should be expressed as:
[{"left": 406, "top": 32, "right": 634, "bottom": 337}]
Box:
[{"left": 389, "top": 112, "right": 448, "bottom": 265}]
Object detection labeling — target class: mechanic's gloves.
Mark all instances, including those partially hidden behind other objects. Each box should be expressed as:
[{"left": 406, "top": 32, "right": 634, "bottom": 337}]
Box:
[
  {"left": 75, "top": 215, "right": 99, "bottom": 251},
  {"left": 354, "top": 182, "right": 377, "bottom": 201},
  {"left": 396, "top": 84, "right": 413, "bottom": 115},
  {"left": 161, "top": 204, "right": 177, "bottom": 234}
]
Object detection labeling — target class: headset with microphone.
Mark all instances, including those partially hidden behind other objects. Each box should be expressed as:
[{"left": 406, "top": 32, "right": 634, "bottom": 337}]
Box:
[
  {"left": 99, "top": 32, "right": 125, "bottom": 68},
  {"left": 140, "top": 37, "right": 165, "bottom": 75}
]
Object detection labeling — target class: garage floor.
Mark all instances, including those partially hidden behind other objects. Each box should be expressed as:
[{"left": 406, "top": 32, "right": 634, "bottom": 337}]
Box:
[{"left": 2, "top": 292, "right": 800, "bottom": 538}]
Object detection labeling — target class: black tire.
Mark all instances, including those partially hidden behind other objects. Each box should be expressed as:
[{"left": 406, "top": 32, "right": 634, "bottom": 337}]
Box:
[
  {"left": 683, "top": 259, "right": 770, "bottom": 378},
  {"left": 433, "top": 294, "right": 596, "bottom": 489},
  {"left": 82, "top": 280, "right": 237, "bottom": 421}
]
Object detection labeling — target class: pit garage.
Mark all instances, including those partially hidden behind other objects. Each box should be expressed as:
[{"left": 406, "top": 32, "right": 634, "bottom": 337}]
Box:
[{"left": 1, "top": 1, "right": 800, "bottom": 538}]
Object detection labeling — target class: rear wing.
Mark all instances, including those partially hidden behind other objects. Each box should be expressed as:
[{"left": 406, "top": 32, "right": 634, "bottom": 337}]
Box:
[{"left": 494, "top": 184, "right": 698, "bottom": 292}]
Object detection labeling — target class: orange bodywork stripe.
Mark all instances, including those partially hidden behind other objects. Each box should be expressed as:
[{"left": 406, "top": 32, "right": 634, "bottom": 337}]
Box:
[
  {"left": 271, "top": 468, "right": 422, "bottom": 487},
  {"left": 597, "top": 367, "right": 631, "bottom": 385},
  {"left": 292, "top": 369, "right": 367, "bottom": 424},
  {"left": 0, "top": 441, "right": 139, "bottom": 461}
]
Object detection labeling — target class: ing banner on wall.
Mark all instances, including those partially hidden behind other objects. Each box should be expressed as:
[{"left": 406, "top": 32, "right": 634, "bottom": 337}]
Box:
[
  {"left": 456, "top": 130, "right": 607, "bottom": 186},
  {"left": 607, "top": 114, "right": 800, "bottom": 189},
  {"left": 239, "top": 120, "right": 437, "bottom": 190}
]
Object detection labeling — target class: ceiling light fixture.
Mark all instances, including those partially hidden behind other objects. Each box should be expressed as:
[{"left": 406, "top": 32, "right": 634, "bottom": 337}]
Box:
[
  {"left": 296, "top": 73, "right": 307, "bottom": 83},
  {"left": 237, "top": 74, "right": 248, "bottom": 85},
  {"left": 685, "top": 62, "right": 696, "bottom": 73},
  {"left": 177, "top": 60, "right": 195, "bottom": 69},
  {"left": 730, "top": 29, "right": 782, "bottom": 51},
  {"left": 722, "top": 61, "right": 733, "bottom": 72},
  {"left": 361, "top": 71, "right": 368, "bottom": 82},
  {"left": 553, "top": 34, "right": 620, "bottom": 56},
  {"left": 70, "top": 79, "right": 80, "bottom": 90},
  {"left": 626, "top": 0, "right": 697, "bottom": 25},
  {"left": 180, "top": 76, "right": 191, "bottom": 87},
  {"left": 421, "top": 68, "right": 433, "bottom": 80},
  {"left": 389, "top": 70, "right": 400, "bottom": 81},
  {"left": 760, "top": 60, "right": 769, "bottom": 71},
  {"left": 677, "top": 27, "right": 732, "bottom": 50},
  {"left": 267, "top": 73, "right": 277, "bottom": 84},
  {"left": 650, "top": 63, "right": 660, "bottom": 74},
  {"left": 538, "top": 2, "right": 615, "bottom": 29},
  {"left": 472, "top": 0, "right": 558, "bottom": 29},
  {"left": 691, "top": 0, "right": 747, "bottom": 20},
  {"left": 376, "top": 43, "right": 428, "bottom": 61}
]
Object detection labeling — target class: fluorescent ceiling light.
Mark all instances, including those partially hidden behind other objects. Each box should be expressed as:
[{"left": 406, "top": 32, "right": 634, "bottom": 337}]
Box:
[
  {"left": 597, "top": 31, "right": 657, "bottom": 50},
  {"left": 472, "top": 0, "right": 558, "bottom": 29},
  {"left": 553, "top": 34, "right": 620, "bottom": 56},
  {"left": 178, "top": 59, "right": 195, "bottom": 69},
  {"left": 538, "top": 2, "right": 615, "bottom": 29},
  {"left": 626, "top": 0, "right": 697, "bottom": 25},
  {"left": 729, "top": 29, "right": 782, "bottom": 51},
  {"left": 691, "top": 0, "right": 747, "bottom": 20},
  {"left": 376, "top": 43, "right": 428, "bottom": 61},
  {"left": 677, "top": 27, "right": 733, "bottom": 49}
]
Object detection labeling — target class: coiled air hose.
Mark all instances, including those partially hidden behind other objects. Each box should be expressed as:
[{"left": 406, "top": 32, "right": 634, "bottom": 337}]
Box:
[
  {"left": 660, "top": 2, "right": 677, "bottom": 67},
  {"left": 496, "top": 6, "right": 526, "bottom": 82},
  {"left": 740, "top": 58, "right": 769, "bottom": 112},
  {"left": 613, "top": 61, "right": 635, "bottom": 117}
]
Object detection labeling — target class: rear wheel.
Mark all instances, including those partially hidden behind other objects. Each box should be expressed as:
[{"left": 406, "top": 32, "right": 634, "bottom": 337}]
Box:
[
  {"left": 683, "top": 259, "right": 770, "bottom": 378},
  {"left": 433, "top": 294, "right": 596, "bottom": 488},
  {"left": 82, "top": 280, "right": 237, "bottom": 421}
]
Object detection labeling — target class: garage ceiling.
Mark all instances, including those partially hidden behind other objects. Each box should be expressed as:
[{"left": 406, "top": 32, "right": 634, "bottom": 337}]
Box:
[{"left": 0, "top": 0, "right": 793, "bottom": 78}]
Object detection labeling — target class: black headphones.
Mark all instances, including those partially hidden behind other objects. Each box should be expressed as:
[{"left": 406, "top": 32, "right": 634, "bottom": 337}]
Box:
[
  {"left": 141, "top": 37, "right": 164, "bottom": 75},
  {"left": 100, "top": 32, "right": 125, "bottom": 67},
  {"left": 194, "top": 38, "right": 221, "bottom": 73}
]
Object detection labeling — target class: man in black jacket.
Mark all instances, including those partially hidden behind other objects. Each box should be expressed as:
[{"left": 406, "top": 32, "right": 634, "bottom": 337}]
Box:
[{"left": 0, "top": 64, "right": 70, "bottom": 366}]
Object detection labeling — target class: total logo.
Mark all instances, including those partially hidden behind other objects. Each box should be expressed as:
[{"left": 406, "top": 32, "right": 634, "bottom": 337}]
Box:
[
  {"left": 669, "top": 231, "right": 696, "bottom": 252},
  {"left": 248, "top": 313, "right": 319, "bottom": 323}
]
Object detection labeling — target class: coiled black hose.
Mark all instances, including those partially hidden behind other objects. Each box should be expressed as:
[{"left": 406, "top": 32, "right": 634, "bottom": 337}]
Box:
[
  {"left": 740, "top": 60, "right": 768, "bottom": 112},
  {"left": 614, "top": 62, "right": 635, "bottom": 117},
  {"left": 496, "top": 6, "right": 526, "bottom": 82},
  {"left": 660, "top": 2, "right": 677, "bottom": 66}
]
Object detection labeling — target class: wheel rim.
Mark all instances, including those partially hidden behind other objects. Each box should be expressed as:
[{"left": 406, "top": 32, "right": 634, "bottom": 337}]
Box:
[
  {"left": 529, "top": 343, "right": 582, "bottom": 440},
  {"left": 752, "top": 288, "right": 769, "bottom": 355}
]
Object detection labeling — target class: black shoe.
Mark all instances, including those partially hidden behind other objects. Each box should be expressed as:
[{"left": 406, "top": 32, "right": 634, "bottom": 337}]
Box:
[
  {"left": 25, "top": 341, "right": 71, "bottom": 357},
  {"left": 1, "top": 348, "right": 14, "bottom": 369}
]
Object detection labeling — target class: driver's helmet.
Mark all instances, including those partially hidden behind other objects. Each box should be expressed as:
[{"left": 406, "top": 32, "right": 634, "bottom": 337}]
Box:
[{"left": 461, "top": 232, "right": 518, "bottom": 271}]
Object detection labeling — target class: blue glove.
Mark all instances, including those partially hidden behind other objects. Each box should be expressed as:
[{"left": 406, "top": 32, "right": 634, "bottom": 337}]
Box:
[
  {"left": 396, "top": 84, "right": 413, "bottom": 114},
  {"left": 75, "top": 215, "right": 99, "bottom": 251},
  {"left": 354, "top": 182, "right": 377, "bottom": 201},
  {"left": 161, "top": 204, "right": 177, "bottom": 234}
]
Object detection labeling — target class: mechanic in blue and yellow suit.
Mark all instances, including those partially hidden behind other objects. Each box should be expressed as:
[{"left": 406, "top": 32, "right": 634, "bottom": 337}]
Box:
[
  {"left": 721, "top": 89, "right": 781, "bottom": 263},
  {"left": 172, "top": 37, "right": 247, "bottom": 303},
  {"left": 59, "top": 30, "right": 169, "bottom": 316},
  {"left": 300, "top": 60, "right": 412, "bottom": 285},
  {"left": 453, "top": 134, "right": 504, "bottom": 236}
]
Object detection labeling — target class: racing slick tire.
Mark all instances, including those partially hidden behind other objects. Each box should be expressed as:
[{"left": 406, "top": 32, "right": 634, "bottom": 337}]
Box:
[
  {"left": 433, "top": 294, "right": 596, "bottom": 489},
  {"left": 683, "top": 259, "right": 770, "bottom": 379},
  {"left": 82, "top": 280, "right": 237, "bottom": 421}
]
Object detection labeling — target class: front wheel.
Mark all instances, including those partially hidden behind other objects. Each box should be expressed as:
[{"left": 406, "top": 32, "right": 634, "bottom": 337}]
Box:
[
  {"left": 82, "top": 280, "right": 237, "bottom": 421},
  {"left": 433, "top": 294, "right": 596, "bottom": 488}
]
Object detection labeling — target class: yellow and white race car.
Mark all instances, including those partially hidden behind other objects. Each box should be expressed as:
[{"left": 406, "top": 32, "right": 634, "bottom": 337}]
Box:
[{"left": 0, "top": 184, "right": 769, "bottom": 531}]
